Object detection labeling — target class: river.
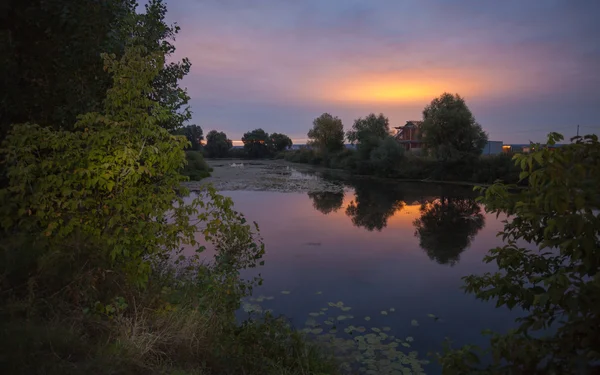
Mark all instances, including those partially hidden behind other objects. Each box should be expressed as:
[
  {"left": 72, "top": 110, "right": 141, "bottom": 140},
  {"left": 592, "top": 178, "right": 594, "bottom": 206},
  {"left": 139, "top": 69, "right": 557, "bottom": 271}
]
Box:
[{"left": 188, "top": 160, "right": 522, "bottom": 375}]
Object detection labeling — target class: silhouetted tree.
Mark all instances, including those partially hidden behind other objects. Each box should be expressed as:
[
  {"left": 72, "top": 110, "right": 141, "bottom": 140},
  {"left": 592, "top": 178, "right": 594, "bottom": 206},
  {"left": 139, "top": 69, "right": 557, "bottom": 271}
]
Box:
[
  {"left": 308, "top": 113, "right": 345, "bottom": 153},
  {"left": 205, "top": 130, "right": 232, "bottom": 158},
  {"left": 413, "top": 197, "right": 485, "bottom": 266},
  {"left": 270, "top": 133, "right": 293, "bottom": 153},
  {"left": 242, "top": 128, "right": 270, "bottom": 158}
]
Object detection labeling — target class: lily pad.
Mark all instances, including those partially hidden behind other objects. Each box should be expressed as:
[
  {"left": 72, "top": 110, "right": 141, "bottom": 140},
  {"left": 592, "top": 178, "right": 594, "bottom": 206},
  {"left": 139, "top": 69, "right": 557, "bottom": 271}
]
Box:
[
  {"left": 280, "top": 291, "right": 291, "bottom": 294},
  {"left": 383, "top": 326, "right": 391, "bottom": 332},
  {"left": 337, "top": 315, "right": 348, "bottom": 321},
  {"left": 308, "top": 312, "right": 320, "bottom": 317},
  {"left": 364, "top": 316, "right": 371, "bottom": 321},
  {"left": 402, "top": 342, "right": 411, "bottom": 348},
  {"left": 311, "top": 328, "right": 323, "bottom": 334},
  {"left": 321, "top": 307, "right": 328, "bottom": 311},
  {"left": 381, "top": 310, "right": 388, "bottom": 315},
  {"left": 389, "top": 307, "right": 396, "bottom": 312},
  {"left": 371, "top": 327, "right": 381, "bottom": 333},
  {"left": 341, "top": 306, "right": 352, "bottom": 311},
  {"left": 356, "top": 326, "right": 367, "bottom": 333},
  {"left": 315, "top": 291, "right": 323, "bottom": 295},
  {"left": 324, "top": 320, "right": 334, "bottom": 325},
  {"left": 411, "top": 319, "right": 419, "bottom": 326},
  {"left": 406, "top": 336, "right": 414, "bottom": 342}
]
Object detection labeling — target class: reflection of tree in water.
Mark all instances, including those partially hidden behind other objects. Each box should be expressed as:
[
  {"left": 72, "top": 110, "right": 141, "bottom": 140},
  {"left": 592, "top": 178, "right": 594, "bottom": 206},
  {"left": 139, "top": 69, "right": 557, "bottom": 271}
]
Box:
[
  {"left": 413, "top": 198, "right": 485, "bottom": 266},
  {"left": 345, "top": 182, "right": 404, "bottom": 231},
  {"left": 308, "top": 191, "right": 344, "bottom": 214}
]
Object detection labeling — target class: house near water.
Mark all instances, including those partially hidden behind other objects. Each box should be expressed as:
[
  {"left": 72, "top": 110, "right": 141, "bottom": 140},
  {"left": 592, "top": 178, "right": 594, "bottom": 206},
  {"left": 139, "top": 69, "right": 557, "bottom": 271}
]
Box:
[{"left": 393, "top": 120, "right": 506, "bottom": 155}]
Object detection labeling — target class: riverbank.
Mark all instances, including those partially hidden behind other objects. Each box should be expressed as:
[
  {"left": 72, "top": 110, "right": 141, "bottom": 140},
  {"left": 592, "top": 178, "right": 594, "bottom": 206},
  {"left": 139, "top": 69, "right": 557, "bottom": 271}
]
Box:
[{"left": 183, "top": 158, "right": 494, "bottom": 194}]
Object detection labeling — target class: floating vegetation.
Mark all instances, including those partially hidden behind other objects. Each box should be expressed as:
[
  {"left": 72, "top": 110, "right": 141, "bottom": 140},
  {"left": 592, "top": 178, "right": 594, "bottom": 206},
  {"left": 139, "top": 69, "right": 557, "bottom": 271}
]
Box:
[
  {"left": 280, "top": 290, "right": 291, "bottom": 294},
  {"left": 240, "top": 292, "right": 428, "bottom": 375},
  {"left": 316, "top": 291, "right": 323, "bottom": 295}
]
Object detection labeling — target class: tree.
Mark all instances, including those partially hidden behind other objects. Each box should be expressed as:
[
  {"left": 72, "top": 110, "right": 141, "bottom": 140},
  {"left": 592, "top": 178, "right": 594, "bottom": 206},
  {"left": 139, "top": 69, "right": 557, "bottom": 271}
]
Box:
[
  {"left": 242, "top": 128, "right": 271, "bottom": 158},
  {"left": 130, "top": 0, "right": 193, "bottom": 131},
  {"left": 421, "top": 93, "right": 488, "bottom": 160},
  {"left": 307, "top": 113, "right": 345, "bottom": 153},
  {"left": 308, "top": 191, "right": 344, "bottom": 215},
  {"left": 205, "top": 130, "right": 232, "bottom": 158},
  {"left": 270, "top": 132, "right": 293, "bottom": 153},
  {"left": 439, "top": 133, "right": 600, "bottom": 374},
  {"left": 370, "top": 137, "right": 405, "bottom": 176},
  {"left": 0, "top": 0, "right": 135, "bottom": 139},
  {"left": 175, "top": 124, "right": 203, "bottom": 150},
  {"left": 346, "top": 113, "right": 391, "bottom": 161},
  {"left": 413, "top": 198, "right": 485, "bottom": 266}
]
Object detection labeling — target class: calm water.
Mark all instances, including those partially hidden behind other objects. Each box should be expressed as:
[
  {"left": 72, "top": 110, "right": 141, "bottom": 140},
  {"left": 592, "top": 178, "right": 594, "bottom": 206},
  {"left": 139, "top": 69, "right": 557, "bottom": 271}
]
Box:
[{"left": 195, "top": 172, "right": 522, "bottom": 374}]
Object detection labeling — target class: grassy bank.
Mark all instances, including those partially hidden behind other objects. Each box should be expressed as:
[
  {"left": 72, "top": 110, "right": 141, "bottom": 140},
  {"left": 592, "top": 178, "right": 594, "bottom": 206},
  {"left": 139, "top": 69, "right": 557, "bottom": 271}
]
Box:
[{"left": 280, "top": 148, "right": 521, "bottom": 185}]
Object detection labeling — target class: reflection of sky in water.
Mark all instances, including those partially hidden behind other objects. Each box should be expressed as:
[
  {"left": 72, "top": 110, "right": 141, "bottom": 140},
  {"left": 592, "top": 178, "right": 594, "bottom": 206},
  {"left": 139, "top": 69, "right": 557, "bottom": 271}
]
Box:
[{"left": 184, "top": 182, "right": 522, "bottom": 374}]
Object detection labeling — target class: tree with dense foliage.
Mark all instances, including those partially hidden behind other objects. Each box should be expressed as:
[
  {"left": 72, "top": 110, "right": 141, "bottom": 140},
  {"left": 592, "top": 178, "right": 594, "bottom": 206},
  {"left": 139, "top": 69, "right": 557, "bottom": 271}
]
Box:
[
  {"left": 205, "top": 130, "right": 233, "bottom": 158},
  {"left": 174, "top": 124, "right": 203, "bottom": 150},
  {"left": 413, "top": 198, "right": 485, "bottom": 266},
  {"left": 270, "top": 132, "right": 293, "bottom": 153},
  {"left": 439, "top": 133, "right": 600, "bottom": 374},
  {"left": 369, "top": 137, "right": 405, "bottom": 176},
  {"left": 308, "top": 113, "right": 345, "bottom": 153},
  {"left": 421, "top": 93, "right": 488, "bottom": 160},
  {"left": 0, "top": 46, "right": 268, "bottom": 372},
  {"left": 346, "top": 113, "right": 391, "bottom": 161},
  {"left": 0, "top": 0, "right": 191, "bottom": 139},
  {"left": 242, "top": 128, "right": 271, "bottom": 158},
  {"left": 308, "top": 191, "right": 345, "bottom": 215}
]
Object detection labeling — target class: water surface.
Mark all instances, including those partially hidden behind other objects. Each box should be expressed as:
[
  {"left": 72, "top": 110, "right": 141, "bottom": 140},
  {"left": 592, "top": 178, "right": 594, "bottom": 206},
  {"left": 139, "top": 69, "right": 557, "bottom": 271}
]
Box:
[{"left": 196, "top": 172, "right": 522, "bottom": 373}]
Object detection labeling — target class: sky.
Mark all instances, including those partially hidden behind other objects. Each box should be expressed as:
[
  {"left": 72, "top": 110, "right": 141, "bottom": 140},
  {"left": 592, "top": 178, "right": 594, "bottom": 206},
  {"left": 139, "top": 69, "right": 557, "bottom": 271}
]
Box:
[{"left": 155, "top": 0, "right": 600, "bottom": 144}]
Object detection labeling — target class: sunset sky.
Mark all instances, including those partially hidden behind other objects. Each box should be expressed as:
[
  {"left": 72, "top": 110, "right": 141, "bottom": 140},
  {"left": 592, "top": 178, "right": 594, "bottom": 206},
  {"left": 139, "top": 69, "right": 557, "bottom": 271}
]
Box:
[{"left": 159, "top": 0, "right": 600, "bottom": 144}]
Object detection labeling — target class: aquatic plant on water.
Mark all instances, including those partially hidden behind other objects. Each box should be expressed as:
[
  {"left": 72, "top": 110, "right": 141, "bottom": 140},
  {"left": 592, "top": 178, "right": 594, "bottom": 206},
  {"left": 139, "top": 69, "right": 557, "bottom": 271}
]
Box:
[{"left": 242, "top": 292, "right": 432, "bottom": 375}]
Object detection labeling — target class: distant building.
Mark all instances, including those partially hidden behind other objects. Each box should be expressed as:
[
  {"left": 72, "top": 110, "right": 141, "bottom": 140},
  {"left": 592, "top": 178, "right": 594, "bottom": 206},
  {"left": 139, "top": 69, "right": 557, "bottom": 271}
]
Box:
[
  {"left": 393, "top": 121, "right": 424, "bottom": 151},
  {"left": 482, "top": 141, "right": 504, "bottom": 155}
]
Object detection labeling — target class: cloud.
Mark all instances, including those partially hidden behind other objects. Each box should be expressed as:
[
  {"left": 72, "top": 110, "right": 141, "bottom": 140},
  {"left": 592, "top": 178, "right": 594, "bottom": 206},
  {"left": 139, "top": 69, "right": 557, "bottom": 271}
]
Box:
[{"left": 159, "top": 0, "right": 600, "bottom": 143}]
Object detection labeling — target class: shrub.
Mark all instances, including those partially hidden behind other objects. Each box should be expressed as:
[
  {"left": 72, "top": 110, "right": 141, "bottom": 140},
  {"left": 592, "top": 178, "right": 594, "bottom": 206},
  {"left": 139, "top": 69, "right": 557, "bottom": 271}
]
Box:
[
  {"left": 471, "top": 153, "right": 520, "bottom": 184},
  {"left": 181, "top": 151, "right": 211, "bottom": 181},
  {"left": 370, "top": 137, "right": 405, "bottom": 177}
]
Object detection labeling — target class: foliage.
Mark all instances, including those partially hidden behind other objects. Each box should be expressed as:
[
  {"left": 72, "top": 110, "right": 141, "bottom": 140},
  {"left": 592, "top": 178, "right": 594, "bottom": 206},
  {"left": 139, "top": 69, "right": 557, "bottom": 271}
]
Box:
[
  {"left": 205, "top": 130, "right": 233, "bottom": 158},
  {"left": 181, "top": 151, "right": 211, "bottom": 181},
  {"left": 470, "top": 154, "right": 521, "bottom": 185},
  {"left": 270, "top": 132, "right": 293, "bottom": 153},
  {"left": 308, "top": 113, "right": 345, "bottom": 154},
  {"left": 413, "top": 198, "right": 485, "bottom": 266},
  {"left": 0, "top": 0, "right": 134, "bottom": 137},
  {"left": 0, "top": 0, "right": 191, "bottom": 139},
  {"left": 242, "top": 128, "right": 271, "bottom": 158},
  {"left": 421, "top": 93, "right": 488, "bottom": 160},
  {"left": 370, "top": 137, "right": 405, "bottom": 177},
  {"left": 347, "top": 113, "right": 391, "bottom": 161},
  {"left": 174, "top": 124, "right": 204, "bottom": 151},
  {"left": 439, "top": 133, "right": 600, "bottom": 374},
  {"left": 127, "top": 0, "right": 193, "bottom": 131}
]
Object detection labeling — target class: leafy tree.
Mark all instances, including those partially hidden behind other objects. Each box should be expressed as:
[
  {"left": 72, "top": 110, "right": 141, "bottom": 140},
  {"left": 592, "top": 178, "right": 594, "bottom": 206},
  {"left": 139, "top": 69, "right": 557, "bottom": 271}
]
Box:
[
  {"left": 0, "top": 0, "right": 190, "bottom": 141},
  {"left": 0, "top": 46, "right": 264, "bottom": 296},
  {"left": 308, "top": 191, "right": 345, "bottom": 215},
  {"left": 345, "top": 181, "right": 404, "bottom": 231},
  {"left": 421, "top": 93, "right": 488, "bottom": 160},
  {"left": 413, "top": 198, "right": 485, "bottom": 266},
  {"left": 270, "top": 132, "right": 293, "bottom": 153},
  {"left": 242, "top": 128, "right": 271, "bottom": 158},
  {"left": 130, "top": 0, "right": 192, "bottom": 131},
  {"left": 439, "top": 133, "right": 600, "bottom": 374},
  {"left": 347, "top": 113, "right": 390, "bottom": 159},
  {"left": 0, "top": 0, "right": 135, "bottom": 139},
  {"left": 205, "top": 130, "right": 233, "bottom": 158},
  {"left": 307, "top": 113, "right": 345, "bottom": 153},
  {"left": 175, "top": 124, "right": 203, "bottom": 150},
  {"left": 370, "top": 137, "right": 405, "bottom": 176}
]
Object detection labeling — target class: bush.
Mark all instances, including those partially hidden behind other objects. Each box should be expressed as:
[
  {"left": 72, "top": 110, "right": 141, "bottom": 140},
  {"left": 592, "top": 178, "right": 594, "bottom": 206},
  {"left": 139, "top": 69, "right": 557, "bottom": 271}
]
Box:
[
  {"left": 369, "top": 137, "right": 405, "bottom": 177},
  {"left": 471, "top": 153, "right": 520, "bottom": 184},
  {"left": 228, "top": 147, "right": 249, "bottom": 159},
  {"left": 181, "top": 151, "right": 211, "bottom": 181}
]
